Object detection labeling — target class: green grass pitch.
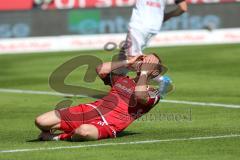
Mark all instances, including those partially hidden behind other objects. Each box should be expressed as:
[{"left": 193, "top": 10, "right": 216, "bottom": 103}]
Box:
[{"left": 0, "top": 44, "right": 240, "bottom": 160}]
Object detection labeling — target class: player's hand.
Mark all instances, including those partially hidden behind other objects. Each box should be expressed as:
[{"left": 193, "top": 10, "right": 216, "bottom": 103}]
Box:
[
  {"left": 143, "top": 54, "right": 159, "bottom": 65},
  {"left": 127, "top": 55, "right": 144, "bottom": 65}
]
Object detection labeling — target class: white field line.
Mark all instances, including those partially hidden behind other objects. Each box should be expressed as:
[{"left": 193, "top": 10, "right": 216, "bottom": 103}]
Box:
[
  {"left": 0, "top": 88, "right": 88, "bottom": 98},
  {"left": 0, "top": 88, "right": 240, "bottom": 108},
  {"left": 0, "top": 88, "right": 240, "bottom": 109},
  {"left": 0, "top": 134, "right": 240, "bottom": 153},
  {"left": 160, "top": 100, "right": 240, "bottom": 109}
]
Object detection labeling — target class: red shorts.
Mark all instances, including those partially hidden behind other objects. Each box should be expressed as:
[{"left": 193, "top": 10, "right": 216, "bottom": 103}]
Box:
[{"left": 57, "top": 104, "right": 115, "bottom": 139}]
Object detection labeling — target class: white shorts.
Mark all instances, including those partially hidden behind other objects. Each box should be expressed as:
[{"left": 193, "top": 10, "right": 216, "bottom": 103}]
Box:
[
  {"left": 120, "top": 28, "right": 156, "bottom": 57},
  {"left": 116, "top": 28, "right": 156, "bottom": 75}
]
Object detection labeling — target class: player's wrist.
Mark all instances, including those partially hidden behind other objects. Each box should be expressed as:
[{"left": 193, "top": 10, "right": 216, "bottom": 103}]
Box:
[
  {"left": 140, "top": 71, "right": 149, "bottom": 77},
  {"left": 123, "top": 59, "right": 129, "bottom": 66}
]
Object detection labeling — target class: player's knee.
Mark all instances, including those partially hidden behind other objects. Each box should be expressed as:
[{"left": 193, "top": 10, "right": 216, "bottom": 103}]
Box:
[
  {"left": 74, "top": 124, "right": 91, "bottom": 138},
  {"left": 35, "top": 115, "right": 47, "bottom": 128}
]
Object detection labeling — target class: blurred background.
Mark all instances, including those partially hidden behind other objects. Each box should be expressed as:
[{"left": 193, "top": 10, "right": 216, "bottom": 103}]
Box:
[{"left": 0, "top": 0, "right": 240, "bottom": 53}]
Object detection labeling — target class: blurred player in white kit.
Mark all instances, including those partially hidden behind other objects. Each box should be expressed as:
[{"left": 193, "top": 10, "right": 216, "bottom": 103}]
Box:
[{"left": 119, "top": 0, "right": 188, "bottom": 84}]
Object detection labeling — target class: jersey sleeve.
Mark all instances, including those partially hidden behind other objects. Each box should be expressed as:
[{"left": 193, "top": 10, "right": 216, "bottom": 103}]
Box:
[
  {"left": 145, "top": 88, "right": 161, "bottom": 106},
  {"left": 101, "top": 73, "right": 122, "bottom": 86},
  {"left": 146, "top": 95, "right": 160, "bottom": 106},
  {"left": 175, "top": 0, "right": 185, "bottom": 4}
]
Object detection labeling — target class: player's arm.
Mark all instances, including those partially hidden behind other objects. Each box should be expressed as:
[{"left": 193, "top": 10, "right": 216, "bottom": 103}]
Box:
[
  {"left": 135, "top": 71, "right": 150, "bottom": 104},
  {"left": 135, "top": 74, "right": 161, "bottom": 105},
  {"left": 163, "top": 0, "right": 188, "bottom": 22},
  {"left": 96, "top": 60, "right": 128, "bottom": 79},
  {"left": 96, "top": 56, "right": 142, "bottom": 79},
  {"left": 135, "top": 60, "right": 158, "bottom": 104}
]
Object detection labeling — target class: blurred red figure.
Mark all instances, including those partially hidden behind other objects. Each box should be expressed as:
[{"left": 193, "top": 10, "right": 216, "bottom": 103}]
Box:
[{"left": 35, "top": 54, "right": 173, "bottom": 141}]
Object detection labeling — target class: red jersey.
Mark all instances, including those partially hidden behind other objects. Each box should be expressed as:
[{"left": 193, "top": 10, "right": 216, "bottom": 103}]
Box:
[{"left": 88, "top": 74, "right": 160, "bottom": 133}]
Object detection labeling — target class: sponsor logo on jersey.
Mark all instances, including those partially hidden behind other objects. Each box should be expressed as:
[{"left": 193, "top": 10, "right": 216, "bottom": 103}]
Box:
[
  {"left": 115, "top": 83, "right": 133, "bottom": 94},
  {"left": 146, "top": 1, "right": 161, "bottom": 8}
]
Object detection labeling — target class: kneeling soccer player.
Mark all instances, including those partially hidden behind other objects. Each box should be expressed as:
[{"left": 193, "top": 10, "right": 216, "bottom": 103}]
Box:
[{"left": 35, "top": 54, "right": 173, "bottom": 141}]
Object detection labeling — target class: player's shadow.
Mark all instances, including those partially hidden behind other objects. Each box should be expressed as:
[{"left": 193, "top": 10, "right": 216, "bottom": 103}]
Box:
[
  {"left": 117, "top": 131, "right": 140, "bottom": 138},
  {"left": 26, "top": 131, "right": 140, "bottom": 142},
  {"left": 26, "top": 139, "right": 41, "bottom": 142}
]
